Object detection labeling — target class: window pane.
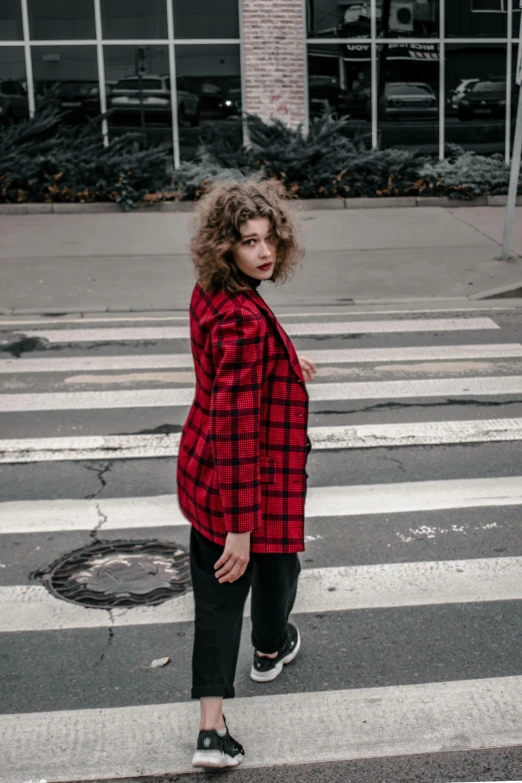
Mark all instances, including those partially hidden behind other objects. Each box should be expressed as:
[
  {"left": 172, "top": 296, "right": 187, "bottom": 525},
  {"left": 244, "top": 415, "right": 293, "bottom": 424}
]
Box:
[
  {"left": 32, "top": 46, "right": 99, "bottom": 123},
  {"left": 377, "top": 42, "right": 439, "bottom": 151},
  {"left": 446, "top": 43, "right": 507, "bottom": 154},
  {"left": 447, "top": 0, "right": 507, "bottom": 37},
  {"left": 308, "top": 44, "right": 371, "bottom": 138},
  {"left": 0, "top": 47, "right": 29, "bottom": 122},
  {"left": 472, "top": 0, "right": 502, "bottom": 10},
  {"left": 377, "top": 0, "right": 440, "bottom": 38},
  {"left": 172, "top": 0, "right": 239, "bottom": 39},
  {"left": 28, "top": 0, "right": 96, "bottom": 40},
  {"left": 175, "top": 44, "right": 241, "bottom": 159},
  {"left": 308, "top": 0, "right": 371, "bottom": 39},
  {"left": 104, "top": 45, "right": 172, "bottom": 145},
  {"left": 101, "top": 0, "right": 168, "bottom": 40},
  {"left": 0, "top": 0, "right": 24, "bottom": 40}
]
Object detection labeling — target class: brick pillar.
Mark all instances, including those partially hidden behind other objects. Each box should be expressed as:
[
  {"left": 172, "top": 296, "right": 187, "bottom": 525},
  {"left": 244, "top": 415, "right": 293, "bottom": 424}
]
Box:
[{"left": 241, "top": 0, "right": 307, "bottom": 132}]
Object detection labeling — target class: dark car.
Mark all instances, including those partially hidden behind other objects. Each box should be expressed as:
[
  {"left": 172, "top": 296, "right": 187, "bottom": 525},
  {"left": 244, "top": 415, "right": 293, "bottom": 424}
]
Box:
[
  {"left": 457, "top": 79, "right": 513, "bottom": 121},
  {"left": 378, "top": 82, "right": 437, "bottom": 121},
  {"left": 55, "top": 81, "right": 101, "bottom": 121},
  {"left": 0, "top": 79, "right": 29, "bottom": 124},
  {"left": 110, "top": 75, "right": 200, "bottom": 126},
  {"left": 308, "top": 76, "right": 350, "bottom": 117}
]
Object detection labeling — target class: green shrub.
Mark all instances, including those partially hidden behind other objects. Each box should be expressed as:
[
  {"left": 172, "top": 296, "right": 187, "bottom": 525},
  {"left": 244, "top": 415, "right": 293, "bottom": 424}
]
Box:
[
  {"left": 419, "top": 146, "right": 520, "bottom": 199},
  {"left": 1, "top": 105, "right": 520, "bottom": 208},
  {"left": 0, "top": 104, "right": 174, "bottom": 209}
]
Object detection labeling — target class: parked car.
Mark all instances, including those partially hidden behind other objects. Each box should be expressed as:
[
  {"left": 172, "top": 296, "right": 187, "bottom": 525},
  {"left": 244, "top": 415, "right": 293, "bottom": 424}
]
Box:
[
  {"left": 308, "top": 75, "right": 350, "bottom": 117},
  {"left": 197, "top": 82, "right": 233, "bottom": 120},
  {"left": 55, "top": 81, "right": 101, "bottom": 121},
  {"left": 223, "top": 87, "right": 242, "bottom": 117},
  {"left": 447, "top": 78, "right": 479, "bottom": 113},
  {"left": 110, "top": 75, "right": 200, "bottom": 126},
  {"left": 457, "top": 78, "right": 513, "bottom": 121},
  {"left": 378, "top": 82, "right": 437, "bottom": 121},
  {"left": 0, "top": 79, "right": 29, "bottom": 124}
]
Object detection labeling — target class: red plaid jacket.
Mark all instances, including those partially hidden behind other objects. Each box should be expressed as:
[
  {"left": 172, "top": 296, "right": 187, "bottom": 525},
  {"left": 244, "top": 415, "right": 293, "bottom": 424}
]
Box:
[{"left": 176, "top": 281, "right": 310, "bottom": 553}]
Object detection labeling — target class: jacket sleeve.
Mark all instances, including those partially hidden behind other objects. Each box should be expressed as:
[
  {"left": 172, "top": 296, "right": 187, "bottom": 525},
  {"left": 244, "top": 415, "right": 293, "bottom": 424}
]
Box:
[{"left": 210, "top": 307, "right": 266, "bottom": 534}]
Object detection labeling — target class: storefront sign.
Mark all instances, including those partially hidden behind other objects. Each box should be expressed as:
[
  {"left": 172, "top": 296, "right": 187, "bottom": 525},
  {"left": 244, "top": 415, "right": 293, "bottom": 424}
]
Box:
[{"left": 345, "top": 41, "right": 438, "bottom": 63}]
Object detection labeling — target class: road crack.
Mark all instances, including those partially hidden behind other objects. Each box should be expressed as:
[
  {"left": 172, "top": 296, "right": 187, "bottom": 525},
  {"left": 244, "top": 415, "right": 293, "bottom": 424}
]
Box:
[
  {"left": 84, "top": 460, "right": 113, "bottom": 500},
  {"left": 89, "top": 502, "right": 109, "bottom": 542},
  {"left": 94, "top": 609, "right": 115, "bottom": 668},
  {"left": 315, "top": 398, "right": 522, "bottom": 416}
]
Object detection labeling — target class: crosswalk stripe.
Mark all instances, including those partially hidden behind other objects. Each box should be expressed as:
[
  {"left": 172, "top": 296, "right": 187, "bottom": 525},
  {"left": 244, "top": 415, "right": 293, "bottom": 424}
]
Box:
[
  {"left": 1, "top": 343, "right": 521, "bottom": 374},
  {"left": 3, "top": 675, "right": 521, "bottom": 781},
  {"left": 2, "top": 475, "right": 521, "bottom": 534},
  {"left": 2, "top": 375, "right": 522, "bottom": 412},
  {"left": 2, "top": 674, "right": 522, "bottom": 781},
  {"left": 1, "top": 557, "right": 520, "bottom": 632},
  {"left": 2, "top": 417, "right": 522, "bottom": 463},
  {"left": 12, "top": 317, "right": 499, "bottom": 343}
]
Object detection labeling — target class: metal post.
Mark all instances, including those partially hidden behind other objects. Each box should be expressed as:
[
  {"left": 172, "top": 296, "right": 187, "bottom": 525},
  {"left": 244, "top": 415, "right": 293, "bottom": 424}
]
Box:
[{"left": 501, "top": 10, "right": 522, "bottom": 260}]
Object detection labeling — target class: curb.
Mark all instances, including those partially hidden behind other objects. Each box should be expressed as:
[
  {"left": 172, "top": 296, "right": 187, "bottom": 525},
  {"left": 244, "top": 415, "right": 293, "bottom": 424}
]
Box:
[
  {"left": 470, "top": 281, "right": 522, "bottom": 300},
  {"left": 1, "top": 196, "right": 521, "bottom": 215},
  {"left": 2, "top": 297, "right": 522, "bottom": 318}
]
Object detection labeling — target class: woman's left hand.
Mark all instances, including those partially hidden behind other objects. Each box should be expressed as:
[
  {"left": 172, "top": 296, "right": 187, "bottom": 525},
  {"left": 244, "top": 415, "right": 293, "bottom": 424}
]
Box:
[{"left": 298, "top": 355, "right": 317, "bottom": 382}]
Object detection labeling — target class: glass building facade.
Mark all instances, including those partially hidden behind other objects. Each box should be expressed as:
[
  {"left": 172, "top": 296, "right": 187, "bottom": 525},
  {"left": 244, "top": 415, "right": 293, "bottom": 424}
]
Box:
[
  {"left": 1, "top": 0, "right": 521, "bottom": 165},
  {"left": 307, "top": 0, "right": 522, "bottom": 160},
  {"left": 0, "top": 0, "right": 242, "bottom": 166}
]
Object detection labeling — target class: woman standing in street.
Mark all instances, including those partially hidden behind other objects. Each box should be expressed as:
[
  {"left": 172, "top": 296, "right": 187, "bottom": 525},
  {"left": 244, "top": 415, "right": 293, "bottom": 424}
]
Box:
[{"left": 176, "top": 178, "right": 316, "bottom": 769}]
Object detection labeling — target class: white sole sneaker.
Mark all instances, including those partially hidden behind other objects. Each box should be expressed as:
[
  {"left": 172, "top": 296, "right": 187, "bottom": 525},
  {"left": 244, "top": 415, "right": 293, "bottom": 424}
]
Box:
[
  {"left": 192, "top": 749, "right": 244, "bottom": 769},
  {"left": 250, "top": 626, "right": 301, "bottom": 682}
]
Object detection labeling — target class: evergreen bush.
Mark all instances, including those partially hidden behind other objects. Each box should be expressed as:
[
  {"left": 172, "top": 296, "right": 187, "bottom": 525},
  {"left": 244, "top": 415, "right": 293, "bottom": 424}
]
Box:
[{"left": 1, "top": 105, "right": 520, "bottom": 208}]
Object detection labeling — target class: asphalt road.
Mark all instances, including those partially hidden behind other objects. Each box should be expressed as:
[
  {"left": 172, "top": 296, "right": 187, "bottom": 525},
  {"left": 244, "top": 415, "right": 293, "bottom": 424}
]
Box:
[{"left": 1, "top": 301, "right": 522, "bottom": 783}]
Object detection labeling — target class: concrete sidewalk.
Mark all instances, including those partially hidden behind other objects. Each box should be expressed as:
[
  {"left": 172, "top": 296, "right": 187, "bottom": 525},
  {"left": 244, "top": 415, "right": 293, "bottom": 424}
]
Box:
[{"left": 1, "top": 205, "right": 522, "bottom": 314}]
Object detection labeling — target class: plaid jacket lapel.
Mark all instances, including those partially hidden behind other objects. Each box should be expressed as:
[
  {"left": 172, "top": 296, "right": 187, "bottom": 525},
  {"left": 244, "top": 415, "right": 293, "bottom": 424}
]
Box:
[{"left": 240, "top": 288, "right": 307, "bottom": 385}]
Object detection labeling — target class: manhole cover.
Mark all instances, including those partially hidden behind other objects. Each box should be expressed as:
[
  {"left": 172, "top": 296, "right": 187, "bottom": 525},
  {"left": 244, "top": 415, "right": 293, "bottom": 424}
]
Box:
[{"left": 38, "top": 539, "right": 191, "bottom": 608}]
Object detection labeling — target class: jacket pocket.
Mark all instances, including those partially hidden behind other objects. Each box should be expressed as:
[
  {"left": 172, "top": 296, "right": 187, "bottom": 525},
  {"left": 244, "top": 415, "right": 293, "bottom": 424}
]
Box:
[{"left": 259, "top": 456, "right": 277, "bottom": 483}]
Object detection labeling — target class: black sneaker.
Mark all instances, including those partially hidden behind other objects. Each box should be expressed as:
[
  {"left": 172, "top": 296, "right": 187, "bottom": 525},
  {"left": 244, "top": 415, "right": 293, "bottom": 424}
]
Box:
[
  {"left": 192, "top": 715, "right": 245, "bottom": 769},
  {"left": 250, "top": 622, "right": 301, "bottom": 683}
]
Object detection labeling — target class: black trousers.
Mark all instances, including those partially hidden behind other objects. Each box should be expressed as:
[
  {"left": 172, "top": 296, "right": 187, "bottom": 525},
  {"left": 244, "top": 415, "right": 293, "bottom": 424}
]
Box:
[{"left": 190, "top": 526, "right": 301, "bottom": 699}]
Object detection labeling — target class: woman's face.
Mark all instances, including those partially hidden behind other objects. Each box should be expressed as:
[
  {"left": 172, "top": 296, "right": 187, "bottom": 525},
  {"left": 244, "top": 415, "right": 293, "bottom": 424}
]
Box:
[{"left": 231, "top": 217, "right": 277, "bottom": 281}]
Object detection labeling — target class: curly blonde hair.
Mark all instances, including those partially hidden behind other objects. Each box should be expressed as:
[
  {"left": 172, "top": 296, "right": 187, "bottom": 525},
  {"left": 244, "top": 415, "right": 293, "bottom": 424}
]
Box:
[{"left": 190, "top": 178, "right": 305, "bottom": 294}]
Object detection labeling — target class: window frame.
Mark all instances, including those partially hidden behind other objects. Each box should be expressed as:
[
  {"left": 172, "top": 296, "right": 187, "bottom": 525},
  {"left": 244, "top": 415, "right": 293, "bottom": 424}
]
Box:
[{"left": 470, "top": 0, "right": 506, "bottom": 12}]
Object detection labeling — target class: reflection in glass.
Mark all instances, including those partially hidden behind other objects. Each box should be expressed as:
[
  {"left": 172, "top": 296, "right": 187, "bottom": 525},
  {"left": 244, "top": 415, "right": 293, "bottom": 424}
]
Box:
[
  {"left": 447, "top": 0, "right": 508, "bottom": 37},
  {"left": 0, "top": 0, "right": 24, "bottom": 40},
  {"left": 376, "top": 0, "right": 439, "bottom": 38},
  {"left": 308, "top": 44, "right": 371, "bottom": 137},
  {"left": 28, "top": 0, "right": 96, "bottom": 40},
  {"left": 175, "top": 44, "right": 241, "bottom": 159},
  {"left": 101, "top": 0, "right": 168, "bottom": 40},
  {"left": 32, "top": 46, "right": 99, "bottom": 123},
  {"left": 446, "top": 44, "right": 507, "bottom": 153},
  {"left": 377, "top": 42, "right": 439, "bottom": 150},
  {"left": 0, "top": 48, "right": 29, "bottom": 123},
  {"left": 308, "top": 0, "right": 370, "bottom": 38},
  {"left": 104, "top": 46, "right": 172, "bottom": 144},
  {"left": 307, "top": 0, "right": 439, "bottom": 39},
  {"left": 172, "top": 0, "right": 240, "bottom": 39}
]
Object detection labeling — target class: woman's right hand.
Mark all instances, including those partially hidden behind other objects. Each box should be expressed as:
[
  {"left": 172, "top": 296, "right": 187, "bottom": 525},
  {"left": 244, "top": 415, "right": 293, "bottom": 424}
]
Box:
[{"left": 214, "top": 531, "right": 251, "bottom": 583}]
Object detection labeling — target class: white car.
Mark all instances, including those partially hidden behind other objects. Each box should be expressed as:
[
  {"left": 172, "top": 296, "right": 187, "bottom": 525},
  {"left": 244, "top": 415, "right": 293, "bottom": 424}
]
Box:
[{"left": 447, "top": 79, "right": 480, "bottom": 112}]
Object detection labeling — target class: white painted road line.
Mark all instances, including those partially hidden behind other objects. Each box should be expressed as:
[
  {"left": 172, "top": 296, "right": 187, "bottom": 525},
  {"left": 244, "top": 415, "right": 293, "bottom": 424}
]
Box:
[
  {"left": 2, "top": 675, "right": 522, "bottom": 782},
  {"left": 2, "top": 475, "right": 522, "bottom": 534},
  {"left": 0, "top": 433, "right": 182, "bottom": 462},
  {"left": 10, "top": 317, "right": 500, "bottom": 343},
  {"left": 1, "top": 343, "right": 521, "bottom": 374},
  {"left": 1, "top": 557, "right": 521, "bottom": 632},
  {"left": 3, "top": 418, "right": 522, "bottom": 462},
  {"left": 2, "top": 375, "right": 522, "bottom": 412},
  {"left": 0, "top": 354, "right": 195, "bottom": 373}
]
